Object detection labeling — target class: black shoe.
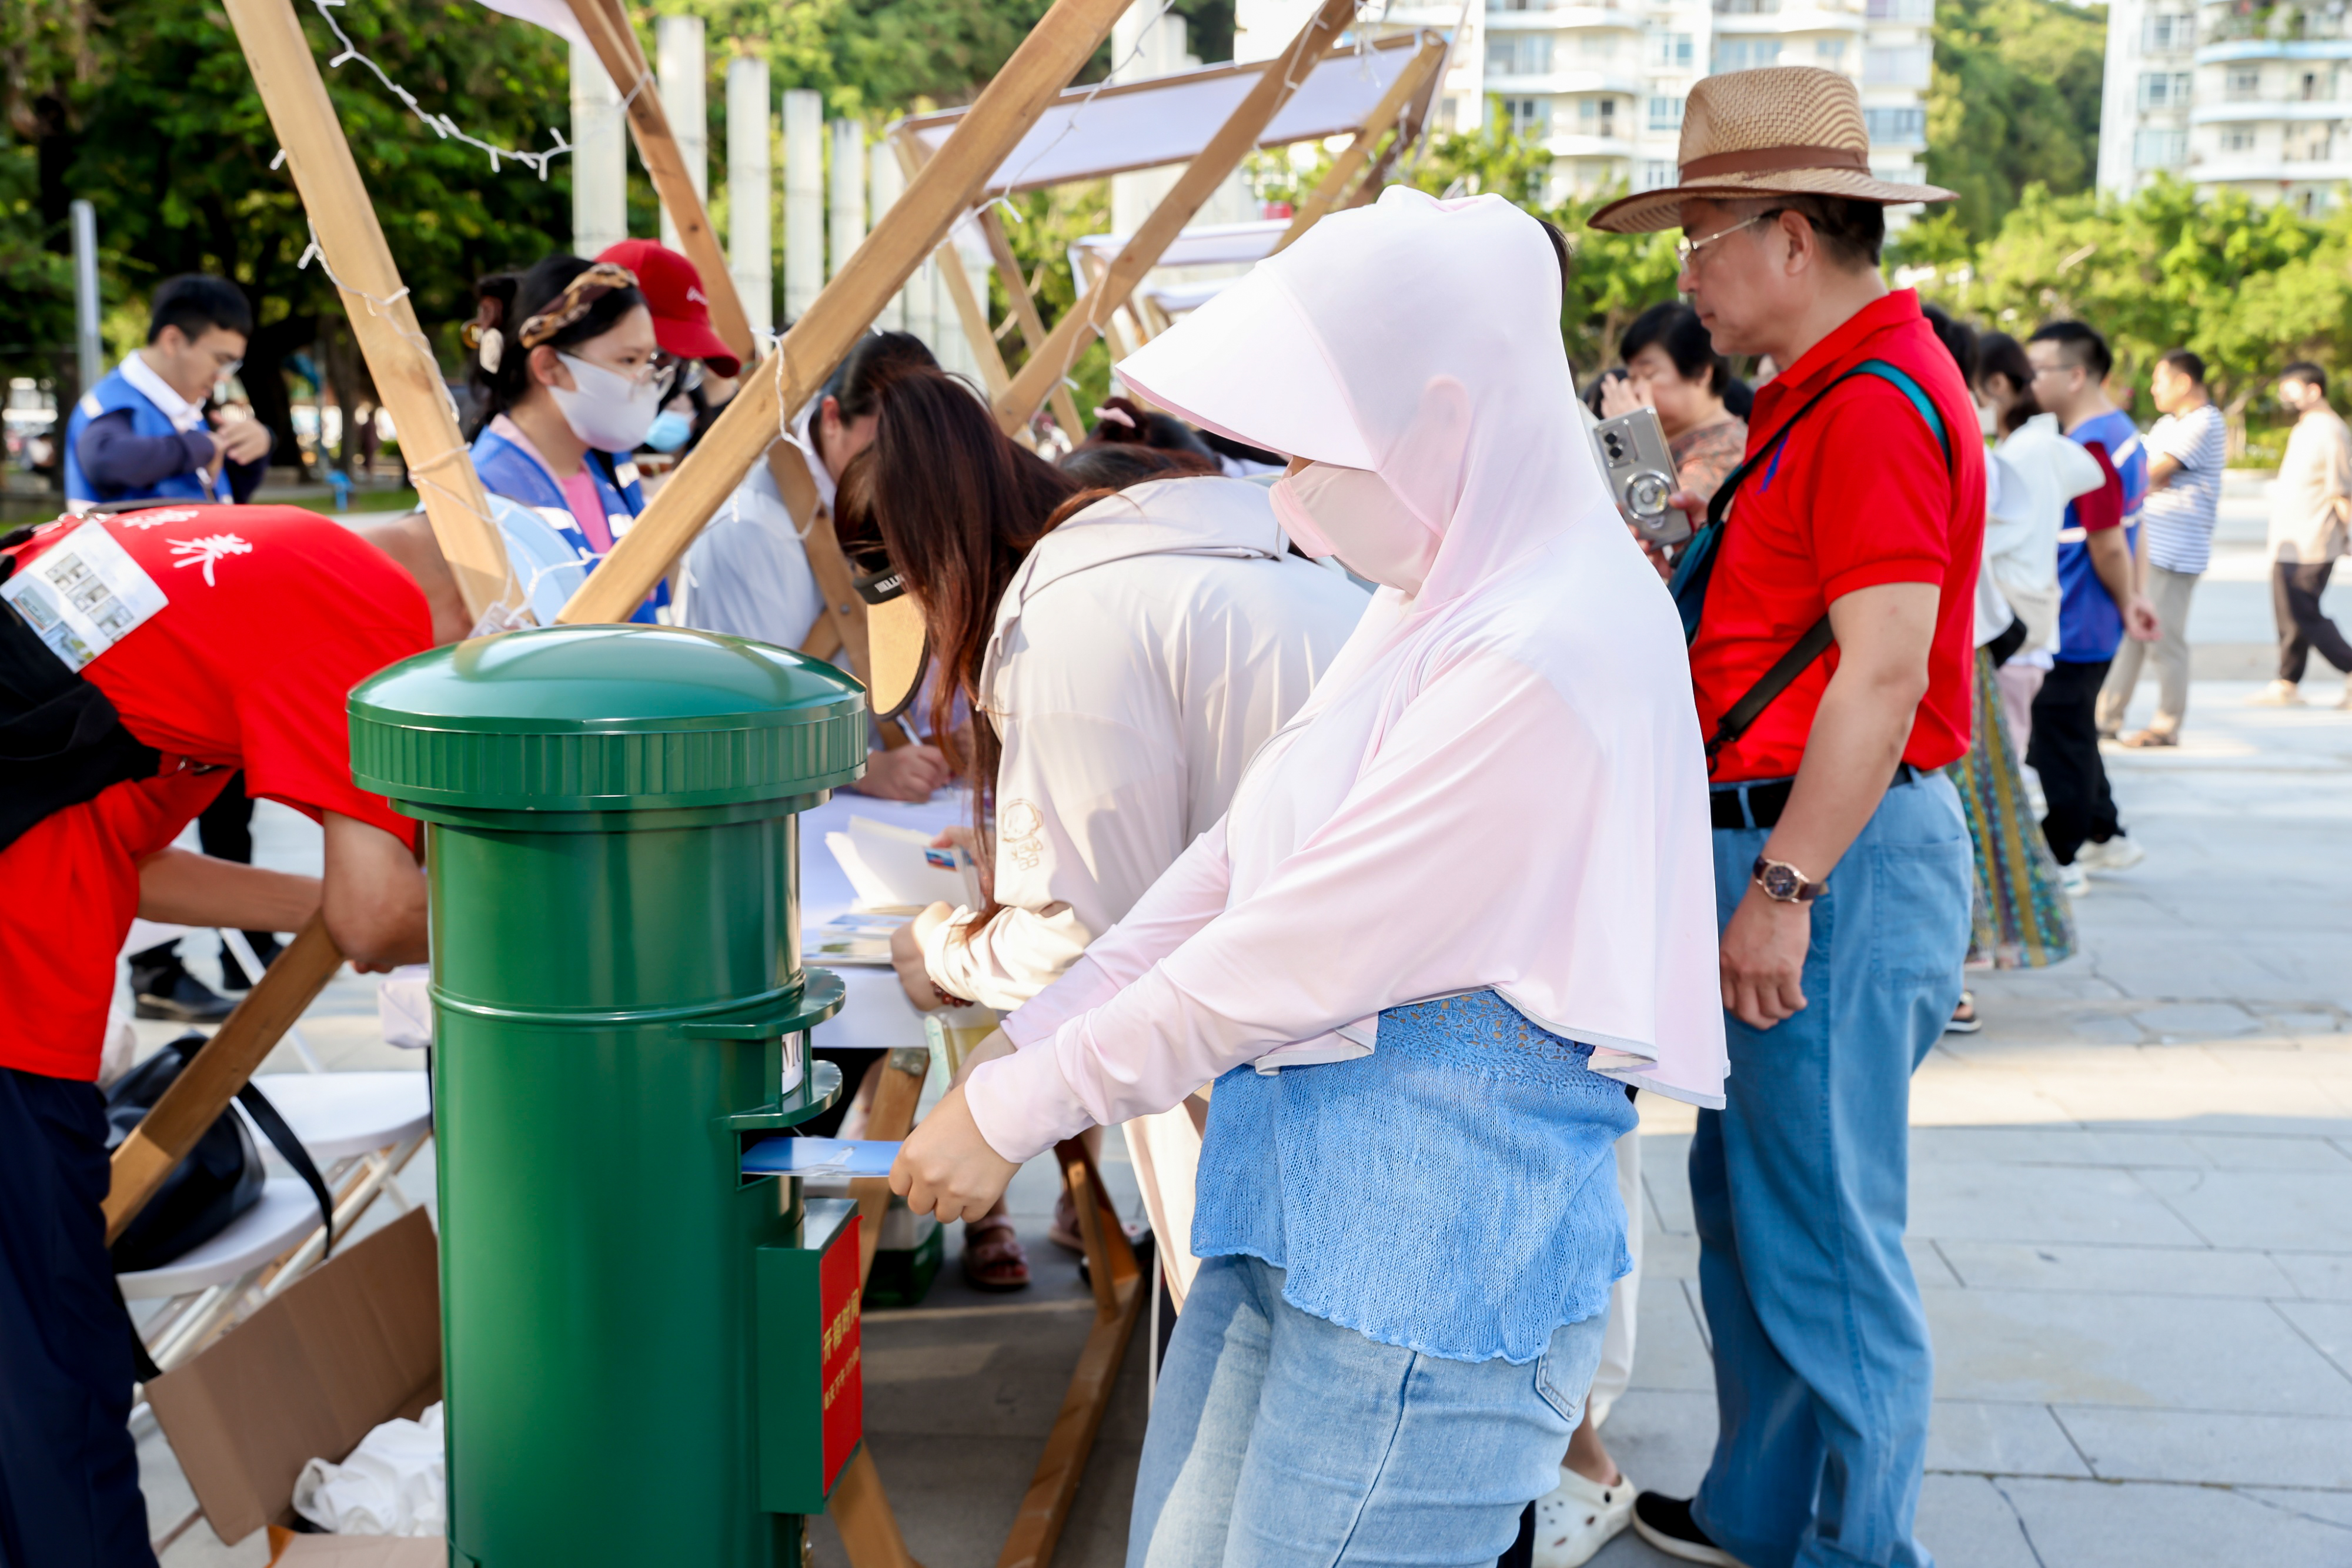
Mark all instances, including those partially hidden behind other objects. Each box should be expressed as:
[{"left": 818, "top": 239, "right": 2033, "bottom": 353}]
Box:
[
  {"left": 134, "top": 965, "right": 238, "bottom": 1023},
  {"left": 1631, "top": 1493, "right": 1746, "bottom": 1566},
  {"left": 219, "top": 930, "right": 283, "bottom": 991}
]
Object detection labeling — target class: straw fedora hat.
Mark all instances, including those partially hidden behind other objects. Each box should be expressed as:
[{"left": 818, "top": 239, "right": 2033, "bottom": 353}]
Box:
[{"left": 1588, "top": 65, "right": 1953, "bottom": 234}]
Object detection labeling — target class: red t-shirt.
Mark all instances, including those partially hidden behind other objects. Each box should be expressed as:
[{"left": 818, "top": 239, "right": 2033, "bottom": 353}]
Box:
[
  {"left": 1, "top": 506, "right": 432, "bottom": 1081},
  {"left": 1687, "top": 290, "right": 1987, "bottom": 784}
]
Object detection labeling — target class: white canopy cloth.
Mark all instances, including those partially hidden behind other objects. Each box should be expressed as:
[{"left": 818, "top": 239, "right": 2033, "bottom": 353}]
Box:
[
  {"left": 893, "top": 33, "right": 1436, "bottom": 198},
  {"left": 971, "top": 189, "right": 1728, "bottom": 1170},
  {"left": 1069, "top": 219, "right": 1289, "bottom": 273}
]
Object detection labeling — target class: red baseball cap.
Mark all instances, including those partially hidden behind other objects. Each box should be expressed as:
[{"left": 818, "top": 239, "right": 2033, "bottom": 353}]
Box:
[{"left": 596, "top": 239, "right": 740, "bottom": 378}]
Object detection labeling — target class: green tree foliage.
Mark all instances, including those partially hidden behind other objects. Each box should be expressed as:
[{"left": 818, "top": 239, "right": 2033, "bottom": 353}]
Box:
[
  {"left": 1925, "top": 0, "right": 2107, "bottom": 239},
  {"left": 1909, "top": 176, "right": 2352, "bottom": 444},
  {"left": 4, "top": 0, "right": 574, "bottom": 472}
]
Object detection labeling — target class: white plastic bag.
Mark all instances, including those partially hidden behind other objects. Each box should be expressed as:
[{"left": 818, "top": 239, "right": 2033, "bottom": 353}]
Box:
[
  {"left": 291, "top": 1401, "right": 445, "bottom": 1536},
  {"left": 376, "top": 965, "right": 433, "bottom": 1051}
]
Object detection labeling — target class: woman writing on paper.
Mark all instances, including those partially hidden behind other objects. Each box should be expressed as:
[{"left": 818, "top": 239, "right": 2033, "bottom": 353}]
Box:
[
  {"left": 838, "top": 374, "right": 1367, "bottom": 1295},
  {"left": 890, "top": 189, "right": 1725, "bottom": 1562}
]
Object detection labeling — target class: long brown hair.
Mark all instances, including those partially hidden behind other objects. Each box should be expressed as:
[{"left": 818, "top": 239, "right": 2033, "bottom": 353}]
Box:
[{"left": 834, "top": 371, "right": 1082, "bottom": 821}]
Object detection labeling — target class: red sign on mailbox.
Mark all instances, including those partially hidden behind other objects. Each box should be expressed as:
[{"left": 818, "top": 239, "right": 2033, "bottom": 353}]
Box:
[
  {"left": 758, "top": 1199, "right": 864, "bottom": 1514},
  {"left": 817, "top": 1207, "right": 862, "bottom": 1489}
]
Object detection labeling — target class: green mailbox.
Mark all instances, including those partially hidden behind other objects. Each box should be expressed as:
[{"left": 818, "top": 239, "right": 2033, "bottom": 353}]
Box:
[{"left": 350, "top": 624, "right": 871, "bottom": 1567}]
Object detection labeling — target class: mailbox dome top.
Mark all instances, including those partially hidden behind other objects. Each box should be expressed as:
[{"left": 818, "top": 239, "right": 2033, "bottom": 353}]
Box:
[{"left": 350, "top": 625, "right": 870, "bottom": 814}]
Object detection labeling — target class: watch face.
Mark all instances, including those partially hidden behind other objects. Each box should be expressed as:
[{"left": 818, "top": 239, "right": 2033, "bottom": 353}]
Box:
[{"left": 1762, "top": 862, "right": 1800, "bottom": 900}]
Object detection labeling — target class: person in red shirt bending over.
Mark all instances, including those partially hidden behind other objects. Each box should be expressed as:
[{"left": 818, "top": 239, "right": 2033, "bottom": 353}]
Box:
[
  {"left": 1588, "top": 67, "right": 1982, "bottom": 1568},
  {"left": 0, "top": 502, "right": 467, "bottom": 1567}
]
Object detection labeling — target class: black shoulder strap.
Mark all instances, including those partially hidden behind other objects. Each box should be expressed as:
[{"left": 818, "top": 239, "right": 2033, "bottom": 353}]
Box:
[
  {"left": 1695, "top": 359, "right": 1955, "bottom": 763},
  {"left": 235, "top": 1081, "right": 336, "bottom": 1259}
]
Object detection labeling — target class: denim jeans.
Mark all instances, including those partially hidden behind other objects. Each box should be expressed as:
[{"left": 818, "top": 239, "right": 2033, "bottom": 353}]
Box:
[
  {"left": 1690, "top": 773, "right": 1970, "bottom": 1568},
  {"left": 1128, "top": 1255, "right": 1605, "bottom": 1568}
]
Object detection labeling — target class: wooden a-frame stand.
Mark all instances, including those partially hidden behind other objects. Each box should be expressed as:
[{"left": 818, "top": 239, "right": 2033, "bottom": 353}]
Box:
[{"left": 118, "top": 0, "right": 1131, "bottom": 1562}]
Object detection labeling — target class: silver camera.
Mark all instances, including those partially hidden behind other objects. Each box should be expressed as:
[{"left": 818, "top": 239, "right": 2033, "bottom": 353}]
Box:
[{"left": 1592, "top": 406, "right": 1690, "bottom": 546}]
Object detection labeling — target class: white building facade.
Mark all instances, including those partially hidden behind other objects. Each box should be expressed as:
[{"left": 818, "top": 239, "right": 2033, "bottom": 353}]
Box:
[
  {"left": 2100, "top": 0, "right": 2352, "bottom": 210},
  {"left": 1262, "top": 0, "right": 1933, "bottom": 206}
]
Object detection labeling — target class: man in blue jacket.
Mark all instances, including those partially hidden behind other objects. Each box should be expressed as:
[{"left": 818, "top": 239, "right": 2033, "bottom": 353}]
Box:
[
  {"left": 65, "top": 275, "right": 273, "bottom": 509},
  {"left": 66, "top": 275, "right": 279, "bottom": 1021}
]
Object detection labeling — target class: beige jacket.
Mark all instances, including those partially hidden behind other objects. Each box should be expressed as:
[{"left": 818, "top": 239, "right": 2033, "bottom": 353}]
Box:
[
  {"left": 918, "top": 476, "right": 1367, "bottom": 1011},
  {"left": 2270, "top": 406, "right": 2352, "bottom": 565}
]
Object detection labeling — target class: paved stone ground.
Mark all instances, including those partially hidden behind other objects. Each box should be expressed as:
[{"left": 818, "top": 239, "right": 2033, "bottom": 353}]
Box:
[{"left": 141, "top": 482, "right": 2352, "bottom": 1566}]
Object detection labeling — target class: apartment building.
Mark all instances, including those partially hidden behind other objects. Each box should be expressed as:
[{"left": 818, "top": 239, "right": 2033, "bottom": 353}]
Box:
[
  {"left": 1250, "top": 0, "right": 1933, "bottom": 209},
  {"left": 2100, "top": 0, "right": 2352, "bottom": 210}
]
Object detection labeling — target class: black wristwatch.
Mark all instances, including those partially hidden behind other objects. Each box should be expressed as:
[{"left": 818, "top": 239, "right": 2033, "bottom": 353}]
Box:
[{"left": 1752, "top": 855, "right": 1825, "bottom": 904}]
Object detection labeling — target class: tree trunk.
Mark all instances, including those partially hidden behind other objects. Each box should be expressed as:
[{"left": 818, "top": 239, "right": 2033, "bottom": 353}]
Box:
[
  {"left": 319, "top": 322, "right": 375, "bottom": 476},
  {"left": 36, "top": 95, "right": 77, "bottom": 493},
  {"left": 238, "top": 307, "right": 316, "bottom": 477}
]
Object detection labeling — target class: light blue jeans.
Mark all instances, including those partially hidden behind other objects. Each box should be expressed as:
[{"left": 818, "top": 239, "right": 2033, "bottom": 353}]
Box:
[
  {"left": 1128, "top": 1254, "right": 1606, "bottom": 1567},
  {"left": 1692, "top": 773, "right": 1970, "bottom": 1568}
]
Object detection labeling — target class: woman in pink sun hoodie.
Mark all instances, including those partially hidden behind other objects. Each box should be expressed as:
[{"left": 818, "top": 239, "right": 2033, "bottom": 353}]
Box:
[{"left": 893, "top": 189, "right": 1727, "bottom": 1564}]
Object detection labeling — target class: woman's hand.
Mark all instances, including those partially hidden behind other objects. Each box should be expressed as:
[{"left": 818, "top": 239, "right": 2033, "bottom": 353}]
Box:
[
  {"left": 891, "top": 1084, "right": 1021, "bottom": 1223},
  {"left": 930, "top": 825, "right": 994, "bottom": 905},
  {"left": 888, "top": 901, "right": 963, "bottom": 1011},
  {"left": 849, "top": 743, "right": 953, "bottom": 801},
  {"left": 1597, "top": 370, "right": 1646, "bottom": 419}
]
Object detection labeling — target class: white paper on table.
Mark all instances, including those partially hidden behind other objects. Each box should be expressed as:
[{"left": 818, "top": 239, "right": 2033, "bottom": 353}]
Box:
[{"left": 824, "top": 817, "right": 980, "bottom": 912}]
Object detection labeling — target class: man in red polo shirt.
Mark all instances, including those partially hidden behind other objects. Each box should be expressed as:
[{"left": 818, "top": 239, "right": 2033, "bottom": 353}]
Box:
[
  {"left": 1589, "top": 67, "right": 1980, "bottom": 1568},
  {"left": 0, "top": 503, "right": 445, "bottom": 1566}
]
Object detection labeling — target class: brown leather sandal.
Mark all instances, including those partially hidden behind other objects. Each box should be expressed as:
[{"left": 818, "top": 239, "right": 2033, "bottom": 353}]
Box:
[{"left": 960, "top": 1213, "right": 1031, "bottom": 1292}]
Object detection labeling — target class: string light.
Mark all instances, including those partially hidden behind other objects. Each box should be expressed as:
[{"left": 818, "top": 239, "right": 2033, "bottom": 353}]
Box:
[{"left": 306, "top": 0, "right": 571, "bottom": 180}]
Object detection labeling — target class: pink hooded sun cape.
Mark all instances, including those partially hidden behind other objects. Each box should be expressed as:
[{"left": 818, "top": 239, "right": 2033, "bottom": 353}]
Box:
[{"left": 965, "top": 189, "right": 1726, "bottom": 1166}]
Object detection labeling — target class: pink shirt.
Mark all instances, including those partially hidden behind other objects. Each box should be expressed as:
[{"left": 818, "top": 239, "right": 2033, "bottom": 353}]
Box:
[{"left": 558, "top": 469, "right": 614, "bottom": 554}]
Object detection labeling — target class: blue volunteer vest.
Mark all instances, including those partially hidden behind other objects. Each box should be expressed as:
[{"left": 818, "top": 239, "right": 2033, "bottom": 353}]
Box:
[
  {"left": 467, "top": 424, "right": 665, "bottom": 623},
  {"left": 63, "top": 367, "right": 213, "bottom": 506}
]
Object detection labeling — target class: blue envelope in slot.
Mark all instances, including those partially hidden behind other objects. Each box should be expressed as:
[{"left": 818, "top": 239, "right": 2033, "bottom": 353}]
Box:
[{"left": 740, "top": 1137, "right": 901, "bottom": 1179}]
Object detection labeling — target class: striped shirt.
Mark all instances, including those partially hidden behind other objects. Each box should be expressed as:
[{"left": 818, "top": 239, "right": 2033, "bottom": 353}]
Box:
[{"left": 2141, "top": 402, "right": 2225, "bottom": 573}]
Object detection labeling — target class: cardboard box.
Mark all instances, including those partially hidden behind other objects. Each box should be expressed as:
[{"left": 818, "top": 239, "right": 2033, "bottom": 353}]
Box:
[{"left": 146, "top": 1208, "right": 443, "bottom": 1562}]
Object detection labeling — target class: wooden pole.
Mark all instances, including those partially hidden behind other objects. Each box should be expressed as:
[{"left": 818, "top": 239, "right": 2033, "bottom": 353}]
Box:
[
  {"left": 933, "top": 238, "right": 1014, "bottom": 399},
  {"left": 977, "top": 208, "right": 1090, "bottom": 438},
  {"left": 1269, "top": 33, "right": 1444, "bottom": 255},
  {"left": 563, "top": 0, "right": 754, "bottom": 367},
  {"left": 554, "top": 0, "right": 1134, "bottom": 626},
  {"left": 105, "top": 915, "right": 345, "bottom": 1242},
  {"left": 886, "top": 132, "right": 1022, "bottom": 412},
  {"left": 989, "top": 0, "right": 1360, "bottom": 434},
  {"left": 995, "top": 1142, "right": 1144, "bottom": 1568},
  {"left": 220, "top": 0, "right": 513, "bottom": 624}
]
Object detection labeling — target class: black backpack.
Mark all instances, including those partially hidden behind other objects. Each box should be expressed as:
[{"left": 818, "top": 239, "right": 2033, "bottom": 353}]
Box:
[
  {"left": 105, "top": 1033, "right": 335, "bottom": 1275},
  {"left": 0, "top": 524, "right": 166, "bottom": 855}
]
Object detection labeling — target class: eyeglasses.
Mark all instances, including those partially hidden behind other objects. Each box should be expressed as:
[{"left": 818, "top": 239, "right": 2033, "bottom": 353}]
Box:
[
  {"left": 648, "top": 351, "right": 703, "bottom": 399},
  {"left": 1676, "top": 210, "right": 1784, "bottom": 270}
]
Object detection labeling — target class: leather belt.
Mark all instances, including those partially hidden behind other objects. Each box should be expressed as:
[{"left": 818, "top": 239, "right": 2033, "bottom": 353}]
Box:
[{"left": 1710, "top": 762, "right": 1924, "bottom": 832}]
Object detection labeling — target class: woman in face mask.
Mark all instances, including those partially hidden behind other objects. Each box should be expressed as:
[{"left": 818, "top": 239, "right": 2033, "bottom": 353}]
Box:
[
  {"left": 462, "top": 256, "right": 678, "bottom": 624},
  {"left": 888, "top": 189, "right": 1728, "bottom": 1566},
  {"left": 837, "top": 370, "right": 1368, "bottom": 1298}
]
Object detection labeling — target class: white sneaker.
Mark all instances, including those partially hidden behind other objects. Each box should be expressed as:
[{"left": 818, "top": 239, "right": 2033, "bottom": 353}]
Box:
[
  {"left": 2059, "top": 862, "right": 2090, "bottom": 898},
  {"left": 1532, "top": 1465, "right": 1636, "bottom": 1568},
  {"left": 2077, "top": 835, "right": 2144, "bottom": 872},
  {"left": 2249, "top": 680, "right": 2305, "bottom": 707}
]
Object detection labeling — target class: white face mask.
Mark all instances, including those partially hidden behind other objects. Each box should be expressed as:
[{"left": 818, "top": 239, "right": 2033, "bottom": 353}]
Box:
[
  {"left": 1269, "top": 462, "right": 1442, "bottom": 594},
  {"left": 550, "top": 352, "right": 663, "bottom": 453}
]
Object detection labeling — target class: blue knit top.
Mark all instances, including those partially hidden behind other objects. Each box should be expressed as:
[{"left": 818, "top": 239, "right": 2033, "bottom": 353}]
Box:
[{"left": 1191, "top": 989, "right": 1636, "bottom": 1365}]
